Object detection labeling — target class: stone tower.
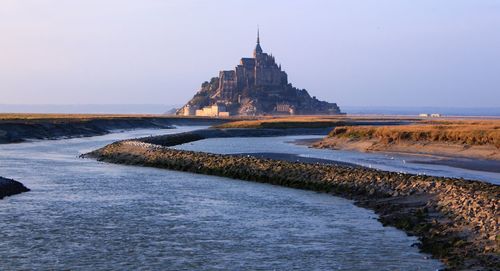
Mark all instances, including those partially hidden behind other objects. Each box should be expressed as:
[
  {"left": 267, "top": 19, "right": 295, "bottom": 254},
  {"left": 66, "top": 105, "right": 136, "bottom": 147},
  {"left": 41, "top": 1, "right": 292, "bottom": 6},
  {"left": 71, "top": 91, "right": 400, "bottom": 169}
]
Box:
[{"left": 254, "top": 28, "right": 263, "bottom": 57}]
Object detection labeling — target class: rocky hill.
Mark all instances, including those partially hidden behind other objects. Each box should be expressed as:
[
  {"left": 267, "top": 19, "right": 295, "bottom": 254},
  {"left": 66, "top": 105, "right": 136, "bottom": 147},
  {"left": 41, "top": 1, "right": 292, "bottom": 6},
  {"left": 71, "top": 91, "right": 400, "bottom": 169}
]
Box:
[{"left": 177, "top": 32, "right": 342, "bottom": 116}]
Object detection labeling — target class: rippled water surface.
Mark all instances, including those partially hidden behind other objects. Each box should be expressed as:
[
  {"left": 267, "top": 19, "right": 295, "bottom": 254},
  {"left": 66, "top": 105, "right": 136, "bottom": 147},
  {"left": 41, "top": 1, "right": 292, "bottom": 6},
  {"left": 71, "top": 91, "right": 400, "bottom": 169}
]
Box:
[{"left": 0, "top": 128, "right": 443, "bottom": 270}]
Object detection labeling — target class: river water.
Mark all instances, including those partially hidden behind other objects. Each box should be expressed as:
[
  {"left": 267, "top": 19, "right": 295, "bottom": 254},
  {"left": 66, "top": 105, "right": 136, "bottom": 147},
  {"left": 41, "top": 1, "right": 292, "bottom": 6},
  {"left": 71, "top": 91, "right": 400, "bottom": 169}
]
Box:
[
  {"left": 174, "top": 135, "right": 500, "bottom": 184},
  {"left": 0, "top": 127, "right": 443, "bottom": 270}
]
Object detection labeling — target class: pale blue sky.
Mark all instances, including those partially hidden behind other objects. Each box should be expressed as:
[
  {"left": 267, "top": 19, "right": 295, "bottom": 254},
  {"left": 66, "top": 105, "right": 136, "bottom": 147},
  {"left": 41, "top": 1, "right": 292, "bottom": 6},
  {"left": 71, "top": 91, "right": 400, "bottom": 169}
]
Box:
[{"left": 0, "top": 0, "right": 499, "bottom": 107}]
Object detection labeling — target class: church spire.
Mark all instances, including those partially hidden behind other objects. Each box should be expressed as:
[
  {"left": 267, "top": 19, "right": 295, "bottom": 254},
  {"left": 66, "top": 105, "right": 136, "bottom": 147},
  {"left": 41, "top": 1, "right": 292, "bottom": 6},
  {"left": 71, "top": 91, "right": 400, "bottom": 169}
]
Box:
[{"left": 254, "top": 27, "right": 263, "bottom": 57}]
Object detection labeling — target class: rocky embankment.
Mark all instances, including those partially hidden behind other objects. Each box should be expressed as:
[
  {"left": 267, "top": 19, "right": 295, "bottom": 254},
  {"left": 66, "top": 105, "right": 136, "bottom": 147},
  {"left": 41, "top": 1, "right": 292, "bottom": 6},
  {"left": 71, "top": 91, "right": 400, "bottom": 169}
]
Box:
[
  {"left": 0, "top": 117, "right": 228, "bottom": 144},
  {"left": 85, "top": 139, "right": 500, "bottom": 270},
  {"left": 0, "top": 177, "right": 30, "bottom": 199}
]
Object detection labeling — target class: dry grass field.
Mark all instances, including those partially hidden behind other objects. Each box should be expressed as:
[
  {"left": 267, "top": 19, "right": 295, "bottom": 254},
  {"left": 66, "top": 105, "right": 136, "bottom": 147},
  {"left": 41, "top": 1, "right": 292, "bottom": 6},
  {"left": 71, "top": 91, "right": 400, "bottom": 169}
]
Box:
[
  {"left": 214, "top": 115, "right": 420, "bottom": 129},
  {"left": 328, "top": 120, "right": 500, "bottom": 148},
  {"left": 215, "top": 117, "right": 346, "bottom": 129}
]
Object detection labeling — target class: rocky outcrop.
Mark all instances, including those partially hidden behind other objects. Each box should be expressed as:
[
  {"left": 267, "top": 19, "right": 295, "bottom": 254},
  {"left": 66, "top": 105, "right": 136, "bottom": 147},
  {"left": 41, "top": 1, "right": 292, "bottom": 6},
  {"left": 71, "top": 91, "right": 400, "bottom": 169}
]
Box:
[
  {"left": 84, "top": 140, "right": 500, "bottom": 270},
  {"left": 0, "top": 177, "right": 30, "bottom": 199}
]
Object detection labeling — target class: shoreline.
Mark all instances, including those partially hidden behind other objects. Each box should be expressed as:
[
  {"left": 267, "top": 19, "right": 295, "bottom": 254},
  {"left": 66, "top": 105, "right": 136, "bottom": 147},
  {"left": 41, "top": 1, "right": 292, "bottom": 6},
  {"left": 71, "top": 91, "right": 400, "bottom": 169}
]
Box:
[
  {"left": 409, "top": 158, "right": 500, "bottom": 174},
  {"left": 0, "top": 116, "right": 228, "bottom": 144},
  {"left": 230, "top": 152, "right": 359, "bottom": 168},
  {"left": 312, "top": 137, "right": 500, "bottom": 173},
  {"left": 84, "top": 139, "right": 500, "bottom": 270},
  {"left": 313, "top": 137, "right": 500, "bottom": 160},
  {"left": 312, "top": 121, "right": 500, "bottom": 163},
  {"left": 0, "top": 177, "right": 30, "bottom": 199},
  {"left": 139, "top": 127, "right": 334, "bottom": 147}
]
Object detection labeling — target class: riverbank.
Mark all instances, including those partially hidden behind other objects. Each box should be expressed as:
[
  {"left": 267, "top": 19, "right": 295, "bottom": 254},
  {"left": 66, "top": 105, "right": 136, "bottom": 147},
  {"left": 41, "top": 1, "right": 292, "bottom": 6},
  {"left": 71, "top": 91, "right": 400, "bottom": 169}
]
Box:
[
  {"left": 136, "top": 121, "right": 416, "bottom": 149},
  {"left": 312, "top": 121, "right": 500, "bottom": 161},
  {"left": 0, "top": 114, "right": 229, "bottom": 144},
  {"left": 139, "top": 127, "right": 334, "bottom": 147},
  {"left": 0, "top": 177, "right": 30, "bottom": 199},
  {"left": 230, "top": 152, "right": 358, "bottom": 167},
  {"left": 84, "top": 140, "right": 499, "bottom": 270},
  {"left": 0, "top": 114, "right": 422, "bottom": 144},
  {"left": 314, "top": 137, "right": 500, "bottom": 161}
]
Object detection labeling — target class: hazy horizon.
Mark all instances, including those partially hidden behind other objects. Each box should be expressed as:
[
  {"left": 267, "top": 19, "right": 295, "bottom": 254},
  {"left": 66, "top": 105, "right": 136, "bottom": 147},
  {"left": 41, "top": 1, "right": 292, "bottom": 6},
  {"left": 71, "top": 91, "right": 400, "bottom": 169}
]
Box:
[
  {"left": 2, "top": 104, "right": 500, "bottom": 116},
  {"left": 1, "top": 0, "right": 499, "bottom": 108}
]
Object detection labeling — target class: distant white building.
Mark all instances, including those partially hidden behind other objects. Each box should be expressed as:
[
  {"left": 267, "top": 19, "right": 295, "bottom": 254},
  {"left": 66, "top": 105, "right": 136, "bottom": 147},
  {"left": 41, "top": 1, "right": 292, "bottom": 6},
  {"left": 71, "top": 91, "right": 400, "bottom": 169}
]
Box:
[
  {"left": 195, "top": 104, "right": 230, "bottom": 117},
  {"left": 181, "top": 105, "right": 196, "bottom": 116},
  {"left": 419, "top": 113, "right": 442, "bottom": 118},
  {"left": 275, "top": 103, "right": 295, "bottom": 115}
]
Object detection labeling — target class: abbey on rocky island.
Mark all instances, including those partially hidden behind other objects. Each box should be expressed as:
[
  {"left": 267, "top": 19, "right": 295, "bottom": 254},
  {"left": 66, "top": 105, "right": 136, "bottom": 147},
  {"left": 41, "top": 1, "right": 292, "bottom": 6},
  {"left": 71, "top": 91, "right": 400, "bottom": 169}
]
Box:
[{"left": 177, "top": 30, "right": 342, "bottom": 116}]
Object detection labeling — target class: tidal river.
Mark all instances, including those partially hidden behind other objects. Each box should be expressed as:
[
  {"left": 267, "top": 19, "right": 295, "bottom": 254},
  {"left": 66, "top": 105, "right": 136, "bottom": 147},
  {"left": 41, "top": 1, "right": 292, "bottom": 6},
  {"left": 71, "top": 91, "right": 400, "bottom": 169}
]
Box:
[
  {"left": 174, "top": 135, "right": 500, "bottom": 184},
  {"left": 0, "top": 127, "right": 443, "bottom": 270}
]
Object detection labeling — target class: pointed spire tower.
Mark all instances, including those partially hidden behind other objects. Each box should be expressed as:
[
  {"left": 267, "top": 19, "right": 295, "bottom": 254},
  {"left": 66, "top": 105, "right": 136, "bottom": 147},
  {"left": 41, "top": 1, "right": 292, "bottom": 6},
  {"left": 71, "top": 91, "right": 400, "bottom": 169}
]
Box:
[{"left": 253, "top": 27, "right": 263, "bottom": 57}]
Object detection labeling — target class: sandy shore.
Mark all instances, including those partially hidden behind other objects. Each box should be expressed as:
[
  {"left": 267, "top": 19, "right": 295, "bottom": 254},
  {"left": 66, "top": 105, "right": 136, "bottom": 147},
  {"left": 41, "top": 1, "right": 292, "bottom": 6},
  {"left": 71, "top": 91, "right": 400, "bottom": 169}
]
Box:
[
  {"left": 312, "top": 137, "right": 500, "bottom": 172},
  {"left": 409, "top": 157, "right": 500, "bottom": 174},
  {"left": 314, "top": 137, "right": 500, "bottom": 160}
]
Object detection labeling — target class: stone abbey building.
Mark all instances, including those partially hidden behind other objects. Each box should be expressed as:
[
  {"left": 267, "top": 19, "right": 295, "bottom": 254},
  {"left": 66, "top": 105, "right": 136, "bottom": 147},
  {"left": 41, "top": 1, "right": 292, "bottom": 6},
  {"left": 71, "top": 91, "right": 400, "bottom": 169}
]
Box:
[{"left": 177, "top": 31, "right": 341, "bottom": 116}]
